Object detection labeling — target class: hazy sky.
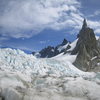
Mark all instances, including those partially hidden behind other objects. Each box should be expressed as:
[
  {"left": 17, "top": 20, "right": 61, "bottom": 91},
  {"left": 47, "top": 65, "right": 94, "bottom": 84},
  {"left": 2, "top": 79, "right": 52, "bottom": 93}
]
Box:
[{"left": 0, "top": 0, "right": 100, "bottom": 53}]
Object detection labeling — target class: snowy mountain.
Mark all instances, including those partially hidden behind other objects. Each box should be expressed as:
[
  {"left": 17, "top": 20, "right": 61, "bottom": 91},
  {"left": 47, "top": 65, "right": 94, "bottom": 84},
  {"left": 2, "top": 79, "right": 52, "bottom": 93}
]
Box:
[{"left": 33, "top": 19, "right": 100, "bottom": 72}]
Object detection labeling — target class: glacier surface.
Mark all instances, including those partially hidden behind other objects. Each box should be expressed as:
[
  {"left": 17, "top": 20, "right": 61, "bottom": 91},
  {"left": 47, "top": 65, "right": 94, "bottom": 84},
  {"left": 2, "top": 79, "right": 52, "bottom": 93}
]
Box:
[{"left": 0, "top": 48, "right": 100, "bottom": 100}]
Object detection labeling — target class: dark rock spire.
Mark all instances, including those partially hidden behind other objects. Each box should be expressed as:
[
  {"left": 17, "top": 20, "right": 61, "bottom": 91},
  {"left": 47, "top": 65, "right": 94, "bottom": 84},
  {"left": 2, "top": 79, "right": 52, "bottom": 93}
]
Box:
[
  {"left": 82, "top": 18, "right": 87, "bottom": 29},
  {"left": 77, "top": 19, "right": 88, "bottom": 38},
  {"left": 72, "top": 19, "right": 98, "bottom": 55},
  {"left": 72, "top": 18, "right": 99, "bottom": 71},
  {"left": 61, "top": 38, "right": 68, "bottom": 45}
]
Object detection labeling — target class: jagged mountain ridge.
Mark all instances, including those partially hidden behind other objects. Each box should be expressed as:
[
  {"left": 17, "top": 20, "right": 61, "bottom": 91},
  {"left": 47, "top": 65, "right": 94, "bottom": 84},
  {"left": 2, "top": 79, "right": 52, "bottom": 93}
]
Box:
[
  {"left": 32, "top": 38, "right": 71, "bottom": 58},
  {"left": 32, "top": 19, "right": 100, "bottom": 71}
]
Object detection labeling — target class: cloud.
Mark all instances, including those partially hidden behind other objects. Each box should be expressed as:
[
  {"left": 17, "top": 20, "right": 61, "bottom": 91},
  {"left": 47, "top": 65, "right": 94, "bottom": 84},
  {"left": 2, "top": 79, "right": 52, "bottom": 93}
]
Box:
[
  {"left": 14, "top": 46, "right": 34, "bottom": 52},
  {"left": 0, "top": 0, "right": 81, "bottom": 38},
  {"left": 94, "top": 29, "right": 100, "bottom": 34},
  {"left": 88, "top": 10, "right": 100, "bottom": 17},
  {"left": 0, "top": 0, "right": 100, "bottom": 39},
  {"left": 39, "top": 40, "right": 50, "bottom": 44},
  {"left": 0, "top": 37, "right": 9, "bottom": 41},
  {"left": 87, "top": 20, "right": 100, "bottom": 34},
  {"left": 94, "top": 10, "right": 100, "bottom": 16}
]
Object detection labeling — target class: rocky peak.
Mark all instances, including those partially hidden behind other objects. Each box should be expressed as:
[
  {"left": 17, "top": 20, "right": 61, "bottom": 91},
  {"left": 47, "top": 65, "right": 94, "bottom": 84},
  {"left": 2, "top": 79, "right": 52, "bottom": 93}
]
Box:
[
  {"left": 39, "top": 46, "right": 55, "bottom": 58},
  {"left": 72, "top": 19, "right": 97, "bottom": 55},
  {"left": 72, "top": 19, "right": 100, "bottom": 71},
  {"left": 82, "top": 19, "right": 87, "bottom": 29},
  {"left": 77, "top": 19, "right": 87, "bottom": 38},
  {"left": 61, "top": 38, "right": 68, "bottom": 45},
  {"left": 32, "top": 38, "right": 70, "bottom": 58},
  {"left": 97, "top": 37, "right": 100, "bottom": 50}
]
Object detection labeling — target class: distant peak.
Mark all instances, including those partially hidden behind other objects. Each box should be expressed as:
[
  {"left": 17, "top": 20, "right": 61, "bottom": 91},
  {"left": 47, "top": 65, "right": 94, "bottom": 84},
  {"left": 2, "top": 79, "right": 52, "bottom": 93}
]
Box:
[{"left": 62, "top": 38, "right": 68, "bottom": 45}]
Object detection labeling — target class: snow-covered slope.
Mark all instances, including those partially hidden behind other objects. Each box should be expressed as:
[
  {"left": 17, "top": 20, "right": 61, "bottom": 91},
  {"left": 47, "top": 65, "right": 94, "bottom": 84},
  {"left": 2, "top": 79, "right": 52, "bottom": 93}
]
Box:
[
  {"left": 57, "top": 35, "right": 99, "bottom": 54},
  {"left": 0, "top": 48, "right": 100, "bottom": 100},
  {"left": 0, "top": 48, "right": 94, "bottom": 77},
  {"left": 57, "top": 43, "right": 70, "bottom": 52},
  {"left": 32, "top": 38, "right": 78, "bottom": 58},
  {"left": 68, "top": 39, "right": 78, "bottom": 51}
]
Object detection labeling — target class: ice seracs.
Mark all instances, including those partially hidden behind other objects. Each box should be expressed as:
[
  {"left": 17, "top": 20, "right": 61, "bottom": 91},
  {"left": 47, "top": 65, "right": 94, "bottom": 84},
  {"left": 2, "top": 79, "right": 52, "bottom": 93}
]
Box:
[
  {"left": 0, "top": 48, "right": 100, "bottom": 100},
  {"left": 0, "top": 48, "right": 95, "bottom": 77}
]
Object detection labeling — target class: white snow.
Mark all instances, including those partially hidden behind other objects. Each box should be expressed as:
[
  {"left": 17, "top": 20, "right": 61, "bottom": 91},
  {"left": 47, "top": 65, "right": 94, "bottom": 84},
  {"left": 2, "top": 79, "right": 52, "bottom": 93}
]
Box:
[
  {"left": 96, "top": 36, "right": 100, "bottom": 40},
  {"left": 97, "top": 63, "right": 100, "bottom": 66},
  {"left": 0, "top": 48, "right": 100, "bottom": 100},
  {"left": 51, "top": 49, "right": 54, "bottom": 52},
  {"left": 91, "top": 56, "right": 97, "bottom": 61},
  {"left": 0, "top": 48, "right": 83, "bottom": 77},
  {"left": 52, "top": 53, "right": 77, "bottom": 63},
  {"left": 57, "top": 43, "right": 69, "bottom": 52},
  {"left": 67, "top": 39, "right": 78, "bottom": 51}
]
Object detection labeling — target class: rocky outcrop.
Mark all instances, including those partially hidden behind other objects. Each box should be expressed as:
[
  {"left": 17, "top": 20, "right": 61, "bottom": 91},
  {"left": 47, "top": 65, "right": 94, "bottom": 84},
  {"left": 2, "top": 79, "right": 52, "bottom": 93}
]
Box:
[
  {"left": 72, "top": 19, "right": 100, "bottom": 71},
  {"left": 39, "top": 46, "right": 55, "bottom": 58},
  {"left": 97, "top": 37, "right": 100, "bottom": 50},
  {"left": 32, "top": 39, "right": 70, "bottom": 58},
  {"left": 61, "top": 38, "right": 68, "bottom": 45}
]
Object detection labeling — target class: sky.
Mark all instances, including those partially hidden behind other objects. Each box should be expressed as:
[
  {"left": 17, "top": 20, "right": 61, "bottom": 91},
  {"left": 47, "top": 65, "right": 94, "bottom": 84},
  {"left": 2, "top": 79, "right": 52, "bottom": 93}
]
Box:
[{"left": 0, "top": 0, "right": 100, "bottom": 53}]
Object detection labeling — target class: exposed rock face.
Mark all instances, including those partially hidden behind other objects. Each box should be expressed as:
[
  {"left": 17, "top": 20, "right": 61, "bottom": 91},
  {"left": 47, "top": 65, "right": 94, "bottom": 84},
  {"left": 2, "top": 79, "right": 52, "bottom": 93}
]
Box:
[
  {"left": 54, "top": 38, "right": 70, "bottom": 55},
  {"left": 39, "top": 46, "right": 55, "bottom": 58},
  {"left": 97, "top": 37, "right": 100, "bottom": 50},
  {"left": 32, "top": 39, "right": 70, "bottom": 58},
  {"left": 61, "top": 38, "right": 68, "bottom": 45},
  {"left": 72, "top": 19, "right": 100, "bottom": 71}
]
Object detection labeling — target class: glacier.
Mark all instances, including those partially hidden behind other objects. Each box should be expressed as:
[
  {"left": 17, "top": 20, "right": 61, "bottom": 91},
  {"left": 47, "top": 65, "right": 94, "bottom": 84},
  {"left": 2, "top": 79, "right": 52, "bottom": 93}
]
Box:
[{"left": 0, "top": 48, "right": 100, "bottom": 100}]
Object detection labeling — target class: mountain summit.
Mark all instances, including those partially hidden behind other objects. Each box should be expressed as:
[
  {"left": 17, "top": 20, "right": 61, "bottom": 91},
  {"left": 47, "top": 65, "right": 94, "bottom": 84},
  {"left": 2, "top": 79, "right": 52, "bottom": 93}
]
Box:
[
  {"left": 82, "top": 19, "right": 87, "bottom": 29},
  {"left": 72, "top": 19, "right": 98, "bottom": 55},
  {"left": 72, "top": 19, "right": 100, "bottom": 71}
]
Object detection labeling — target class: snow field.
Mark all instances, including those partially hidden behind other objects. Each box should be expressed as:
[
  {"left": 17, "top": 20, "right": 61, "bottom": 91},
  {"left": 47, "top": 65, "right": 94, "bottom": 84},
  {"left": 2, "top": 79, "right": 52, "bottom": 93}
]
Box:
[{"left": 0, "top": 48, "right": 100, "bottom": 100}]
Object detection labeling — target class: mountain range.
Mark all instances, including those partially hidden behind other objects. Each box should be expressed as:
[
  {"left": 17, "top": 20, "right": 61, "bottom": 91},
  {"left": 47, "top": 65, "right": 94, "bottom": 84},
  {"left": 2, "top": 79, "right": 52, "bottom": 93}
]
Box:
[
  {"left": 0, "top": 19, "right": 100, "bottom": 100},
  {"left": 33, "top": 19, "right": 100, "bottom": 72}
]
